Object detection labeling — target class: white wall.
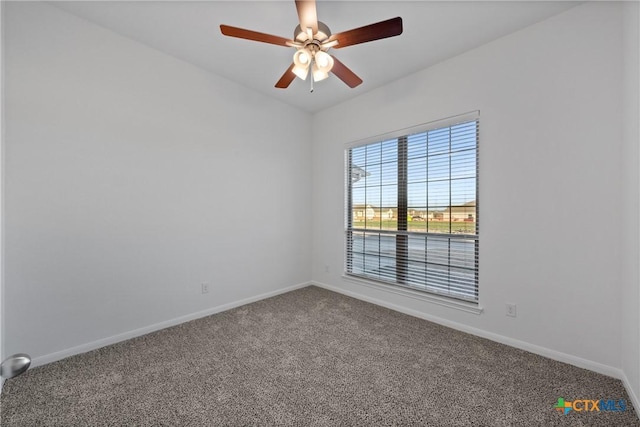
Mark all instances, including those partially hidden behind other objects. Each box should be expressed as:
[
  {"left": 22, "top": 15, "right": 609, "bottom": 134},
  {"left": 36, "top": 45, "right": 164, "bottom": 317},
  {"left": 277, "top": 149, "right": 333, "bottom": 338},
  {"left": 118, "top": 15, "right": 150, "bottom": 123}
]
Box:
[
  {"left": 4, "top": 2, "right": 311, "bottom": 361},
  {"left": 312, "top": 2, "right": 624, "bottom": 372},
  {"left": 0, "top": 0, "right": 5, "bottom": 387},
  {"left": 622, "top": 0, "right": 640, "bottom": 410}
]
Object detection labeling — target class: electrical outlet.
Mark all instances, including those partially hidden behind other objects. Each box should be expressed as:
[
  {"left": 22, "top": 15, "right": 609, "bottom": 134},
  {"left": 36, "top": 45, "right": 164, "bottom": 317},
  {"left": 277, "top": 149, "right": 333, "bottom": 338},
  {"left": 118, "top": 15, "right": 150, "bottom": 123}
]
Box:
[
  {"left": 201, "top": 283, "right": 209, "bottom": 294},
  {"left": 506, "top": 303, "right": 517, "bottom": 318},
  {"left": 324, "top": 265, "right": 329, "bottom": 273}
]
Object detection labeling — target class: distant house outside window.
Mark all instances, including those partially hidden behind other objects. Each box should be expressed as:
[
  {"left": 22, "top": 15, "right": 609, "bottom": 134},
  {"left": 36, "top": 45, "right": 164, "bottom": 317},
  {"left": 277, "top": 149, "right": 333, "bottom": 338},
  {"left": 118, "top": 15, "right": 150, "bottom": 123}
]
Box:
[{"left": 345, "top": 112, "right": 479, "bottom": 302}]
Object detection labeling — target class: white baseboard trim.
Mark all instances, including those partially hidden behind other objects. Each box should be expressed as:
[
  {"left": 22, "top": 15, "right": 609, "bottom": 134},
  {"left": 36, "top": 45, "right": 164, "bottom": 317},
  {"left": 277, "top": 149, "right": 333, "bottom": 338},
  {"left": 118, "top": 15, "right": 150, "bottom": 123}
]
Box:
[
  {"left": 621, "top": 372, "right": 640, "bottom": 420},
  {"left": 310, "top": 281, "right": 623, "bottom": 380},
  {"left": 30, "top": 281, "right": 312, "bottom": 369}
]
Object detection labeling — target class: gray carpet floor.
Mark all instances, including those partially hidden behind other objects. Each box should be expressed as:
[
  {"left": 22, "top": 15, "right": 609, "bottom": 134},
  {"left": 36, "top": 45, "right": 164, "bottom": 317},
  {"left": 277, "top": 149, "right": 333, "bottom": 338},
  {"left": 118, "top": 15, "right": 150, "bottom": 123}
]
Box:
[{"left": 1, "top": 285, "right": 638, "bottom": 426}]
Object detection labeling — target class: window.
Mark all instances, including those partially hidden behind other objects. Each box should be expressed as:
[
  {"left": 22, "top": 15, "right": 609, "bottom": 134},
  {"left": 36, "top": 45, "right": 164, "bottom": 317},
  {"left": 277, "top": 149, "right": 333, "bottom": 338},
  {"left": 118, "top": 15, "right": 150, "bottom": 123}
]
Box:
[{"left": 345, "top": 113, "right": 479, "bottom": 302}]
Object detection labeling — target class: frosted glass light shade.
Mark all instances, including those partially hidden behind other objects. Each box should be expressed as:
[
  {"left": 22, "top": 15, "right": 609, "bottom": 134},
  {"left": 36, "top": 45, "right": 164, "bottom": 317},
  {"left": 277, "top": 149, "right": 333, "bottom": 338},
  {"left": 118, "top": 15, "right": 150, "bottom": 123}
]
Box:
[
  {"left": 314, "top": 51, "right": 334, "bottom": 71},
  {"left": 312, "top": 63, "right": 329, "bottom": 82},
  {"left": 293, "top": 49, "right": 311, "bottom": 80},
  {"left": 293, "top": 65, "right": 309, "bottom": 80}
]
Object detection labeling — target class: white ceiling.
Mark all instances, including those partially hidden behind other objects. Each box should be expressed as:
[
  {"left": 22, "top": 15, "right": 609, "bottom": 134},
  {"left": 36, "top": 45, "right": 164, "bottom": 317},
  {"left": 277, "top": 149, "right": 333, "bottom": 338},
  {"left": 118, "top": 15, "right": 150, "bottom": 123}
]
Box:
[{"left": 52, "top": 1, "right": 579, "bottom": 113}]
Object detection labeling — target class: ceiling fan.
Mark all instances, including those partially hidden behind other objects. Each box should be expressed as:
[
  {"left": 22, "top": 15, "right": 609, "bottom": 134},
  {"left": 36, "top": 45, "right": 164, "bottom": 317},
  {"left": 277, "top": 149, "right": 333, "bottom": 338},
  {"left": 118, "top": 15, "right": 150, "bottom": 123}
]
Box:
[{"left": 220, "top": 0, "right": 403, "bottom": 90}]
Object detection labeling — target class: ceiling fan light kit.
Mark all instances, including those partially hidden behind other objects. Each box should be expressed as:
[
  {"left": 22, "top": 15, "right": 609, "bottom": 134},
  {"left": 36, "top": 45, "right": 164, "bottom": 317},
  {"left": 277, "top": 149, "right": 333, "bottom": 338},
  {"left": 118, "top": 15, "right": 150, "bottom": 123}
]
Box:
[
  {"left": 220, "top": 0, "right": 403, "bottom": 91},
  {"left": 292, "top": 43, "right": 334, "bottom": 84}
]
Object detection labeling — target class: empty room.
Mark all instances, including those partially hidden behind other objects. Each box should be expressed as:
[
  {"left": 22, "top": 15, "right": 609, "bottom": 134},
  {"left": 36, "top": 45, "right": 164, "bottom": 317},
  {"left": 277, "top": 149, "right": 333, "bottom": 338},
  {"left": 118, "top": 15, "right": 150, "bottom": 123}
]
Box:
[{"left": 1, "top": 0, "right": 639, "bottom": 425}]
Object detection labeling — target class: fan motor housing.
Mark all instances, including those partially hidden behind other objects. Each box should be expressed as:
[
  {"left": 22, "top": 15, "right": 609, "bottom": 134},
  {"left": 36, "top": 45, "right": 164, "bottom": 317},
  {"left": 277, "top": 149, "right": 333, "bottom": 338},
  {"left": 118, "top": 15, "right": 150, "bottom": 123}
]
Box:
[{"left": 294, "top": 21, "right": 331, "bottom": 44}]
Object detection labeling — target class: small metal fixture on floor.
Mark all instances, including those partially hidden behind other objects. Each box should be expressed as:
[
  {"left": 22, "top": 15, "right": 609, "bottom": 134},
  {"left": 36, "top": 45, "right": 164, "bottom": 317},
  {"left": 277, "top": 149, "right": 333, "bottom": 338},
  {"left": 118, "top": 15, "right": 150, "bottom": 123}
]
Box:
[{"left": 0, "top": 353, "right": 31, "bottom": 379}]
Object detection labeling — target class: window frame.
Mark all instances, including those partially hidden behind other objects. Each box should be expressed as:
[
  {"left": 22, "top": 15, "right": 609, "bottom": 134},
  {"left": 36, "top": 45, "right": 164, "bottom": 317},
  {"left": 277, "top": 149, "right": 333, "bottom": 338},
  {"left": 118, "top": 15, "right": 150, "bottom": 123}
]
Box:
[{"left": 344, "top": 111, "right": 480, "bottom": 307}]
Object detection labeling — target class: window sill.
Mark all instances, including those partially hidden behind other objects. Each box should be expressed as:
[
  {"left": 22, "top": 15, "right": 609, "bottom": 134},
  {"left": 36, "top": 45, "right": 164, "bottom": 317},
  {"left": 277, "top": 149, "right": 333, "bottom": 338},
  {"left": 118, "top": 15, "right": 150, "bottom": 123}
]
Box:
[{"left": 342, "top": 274, "right": 484, "bottom": 315}]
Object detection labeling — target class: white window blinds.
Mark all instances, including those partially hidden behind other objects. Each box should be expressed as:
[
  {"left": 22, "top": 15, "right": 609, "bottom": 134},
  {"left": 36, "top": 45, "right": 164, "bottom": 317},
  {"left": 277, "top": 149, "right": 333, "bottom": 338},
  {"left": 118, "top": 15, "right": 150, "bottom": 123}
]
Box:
[{"left": 345, "top": 114, "right": 479, "bottom": 302}]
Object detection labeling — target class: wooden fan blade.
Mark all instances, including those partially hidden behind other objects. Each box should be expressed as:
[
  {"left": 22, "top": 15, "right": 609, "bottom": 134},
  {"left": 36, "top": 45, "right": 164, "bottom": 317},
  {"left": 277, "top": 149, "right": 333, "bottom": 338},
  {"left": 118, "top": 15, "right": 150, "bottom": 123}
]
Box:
[
  {"left": 220, "top": 25, "right": 293, "bottom": 47},
  {"left": 275, "top": 63, "right": 297, "bottom": 89},
  {"left": 330, "top": 56, "right": 363, "bottom": 88},
  {"left": 330, "top": 17, "right": 403, "bottom": 49},
  {"left": 295, "top": 0, "right": 318, "bottom": 34}
]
